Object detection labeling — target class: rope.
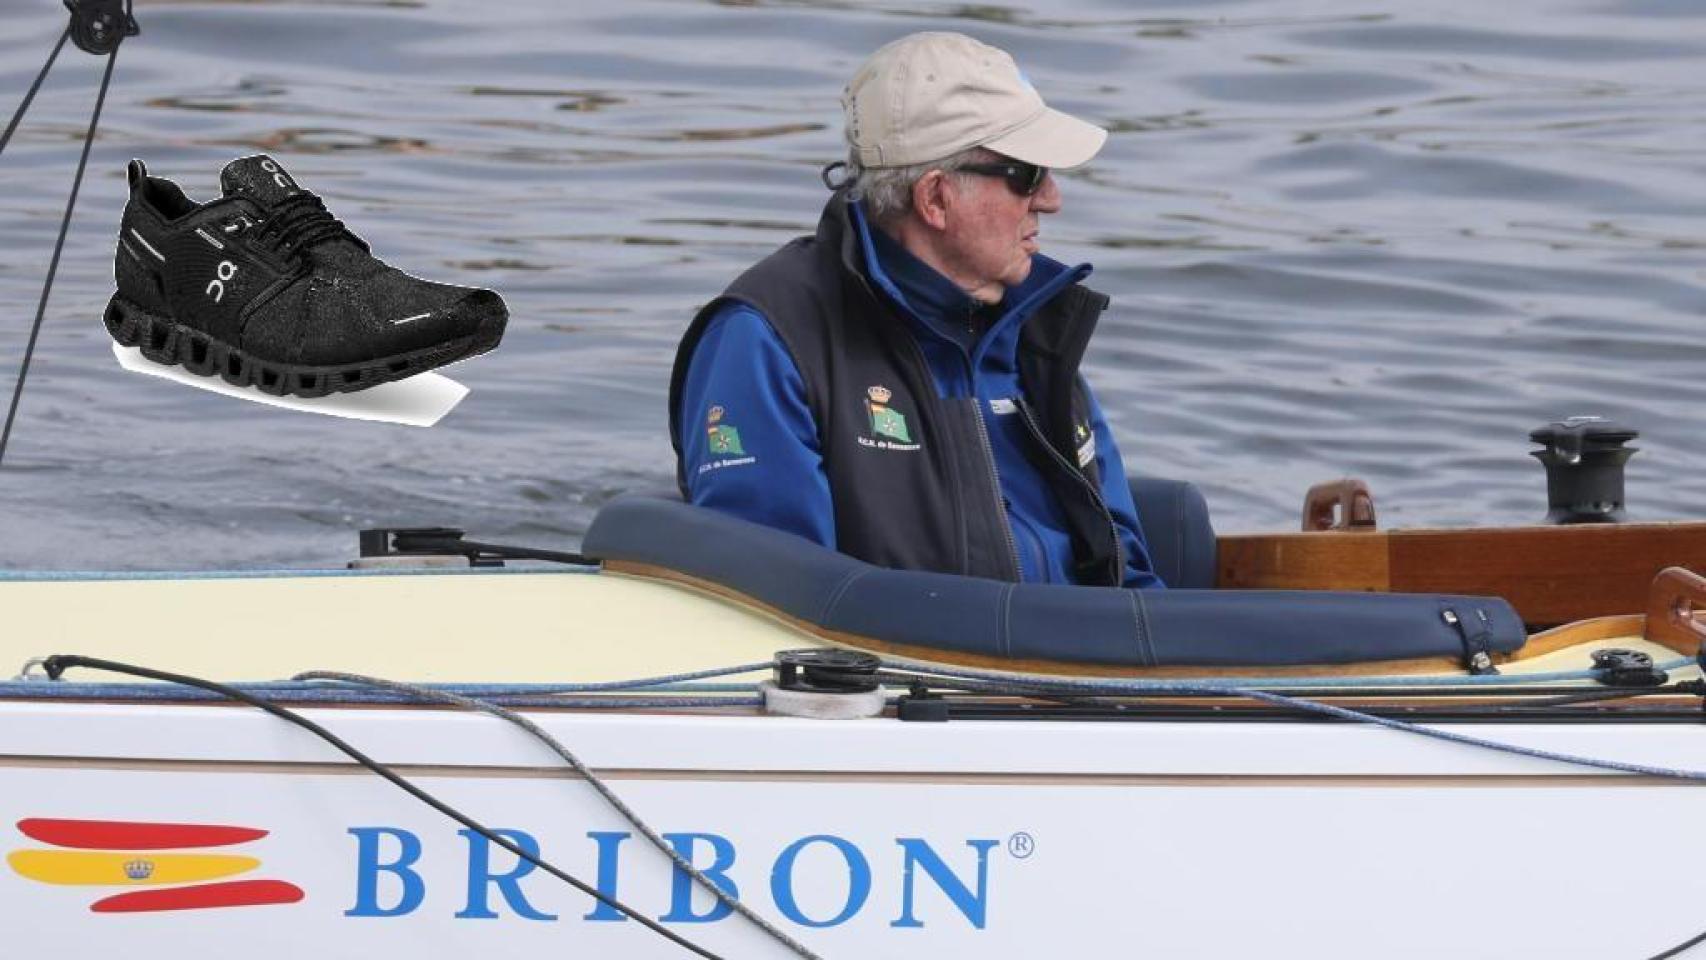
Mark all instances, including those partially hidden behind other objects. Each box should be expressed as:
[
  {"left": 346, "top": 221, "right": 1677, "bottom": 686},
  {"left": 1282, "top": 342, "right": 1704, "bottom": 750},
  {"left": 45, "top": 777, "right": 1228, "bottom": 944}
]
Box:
[
  {"left": 16, "top": 651, "right": 1706, "bottom": 955},
  {"left": 885, "top": 658, "right": 1706, "bottom": 782},
  {"left": 883, "top": 660, "right": 1706, "bottom": 957},
  {"left": 447, "top": 662, "right": 773, "bottom": 693},
  {"left": 887, "top": 656, "right": 1695, "bottom": 690},
  {"left": 1650, "top": 930, "right": 1706, "bottom": 960},
  {"left": 2, "top": 662, "right": 773, "bottom": 701},
  {"left": 297, "top": 671, "right": 824, "bottom": 960},
  {"left": 1, "top": 41, "right": 122, "bottom": 468},
  {"left": 40, "top": 655, "right": 731, "bottom": 959},
  {"left": 0, "top": 26, "right": 70, "bottom": 158},
  {"left": 0, "top": 683, "right": 764, "bottom": 708}
]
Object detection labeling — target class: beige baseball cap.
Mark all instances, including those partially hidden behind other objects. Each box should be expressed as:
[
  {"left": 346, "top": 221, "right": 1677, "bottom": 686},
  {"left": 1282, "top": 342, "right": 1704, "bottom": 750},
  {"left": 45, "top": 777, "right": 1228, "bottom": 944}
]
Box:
[{"left": 842, "top": 32, "right": 1107, "bottom": 171}]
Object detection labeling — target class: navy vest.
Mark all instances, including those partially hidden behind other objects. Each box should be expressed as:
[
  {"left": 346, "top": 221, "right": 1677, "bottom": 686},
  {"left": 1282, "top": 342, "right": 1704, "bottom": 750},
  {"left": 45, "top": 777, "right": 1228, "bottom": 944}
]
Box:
[{"left": 669, "top": 192, "right": 1124, "bottom": 586}]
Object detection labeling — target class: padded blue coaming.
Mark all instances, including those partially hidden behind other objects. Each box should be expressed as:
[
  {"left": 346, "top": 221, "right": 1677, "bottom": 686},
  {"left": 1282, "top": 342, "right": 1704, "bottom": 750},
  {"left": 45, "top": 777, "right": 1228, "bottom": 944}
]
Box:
[
  {"left": 582, "top": 495, "right": 1528, "bottom": 667},
  {"left": 1128, "top": 476, "right": 1217, "bottom": 589}
]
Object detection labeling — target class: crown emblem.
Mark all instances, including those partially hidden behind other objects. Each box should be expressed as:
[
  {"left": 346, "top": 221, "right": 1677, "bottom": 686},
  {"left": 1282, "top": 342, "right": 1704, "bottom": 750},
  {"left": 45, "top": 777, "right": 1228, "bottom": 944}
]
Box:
[
  {"left": 123, "top": 859, "right": 155, "bottom": 881},
  {"left": 866, "top": 385, "right": 892, "bottom": 405},
  {"left": 707, "top": 405, "right": 724, "bottom": 424}
]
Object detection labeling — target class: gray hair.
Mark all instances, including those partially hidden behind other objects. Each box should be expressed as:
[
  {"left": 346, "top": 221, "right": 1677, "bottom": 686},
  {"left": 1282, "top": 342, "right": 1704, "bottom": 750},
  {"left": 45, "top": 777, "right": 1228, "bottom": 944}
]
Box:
[{"left": 846, "top": 146, "right": 994, "bottom": 226}]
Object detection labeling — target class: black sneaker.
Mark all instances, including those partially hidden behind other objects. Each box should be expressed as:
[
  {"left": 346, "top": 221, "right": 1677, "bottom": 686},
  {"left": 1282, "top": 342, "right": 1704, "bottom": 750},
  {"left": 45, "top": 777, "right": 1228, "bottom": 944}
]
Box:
[{"left": 104, "top": 155, "right": 507, "bottom": 398}]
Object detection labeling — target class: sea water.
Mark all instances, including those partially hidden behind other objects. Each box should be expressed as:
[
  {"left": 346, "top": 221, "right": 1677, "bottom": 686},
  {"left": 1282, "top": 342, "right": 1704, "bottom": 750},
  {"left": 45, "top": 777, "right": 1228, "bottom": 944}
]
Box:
[{"left": 1, "top": 0, "right": 1703, "bottom": 568}]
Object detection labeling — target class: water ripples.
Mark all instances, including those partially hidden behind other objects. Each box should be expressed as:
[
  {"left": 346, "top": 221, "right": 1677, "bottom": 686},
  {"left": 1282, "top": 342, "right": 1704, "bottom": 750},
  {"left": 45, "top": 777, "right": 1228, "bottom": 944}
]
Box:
[{"left": 1, "top": 0, "right": 1703, "bottom": 569}]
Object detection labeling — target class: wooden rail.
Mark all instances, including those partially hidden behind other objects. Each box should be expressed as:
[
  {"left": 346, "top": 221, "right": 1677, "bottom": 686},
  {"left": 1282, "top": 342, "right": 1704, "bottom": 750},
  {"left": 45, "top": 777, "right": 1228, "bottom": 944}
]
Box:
[{"left": 1217, "top": 522, "right": 1706, "bottom": 626}]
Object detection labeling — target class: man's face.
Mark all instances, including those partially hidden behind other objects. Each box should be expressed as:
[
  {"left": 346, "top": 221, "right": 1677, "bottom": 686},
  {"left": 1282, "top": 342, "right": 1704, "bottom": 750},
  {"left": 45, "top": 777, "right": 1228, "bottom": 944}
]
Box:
[{"left": 941, "top": 164, "right": 1062, "bottom": 302}]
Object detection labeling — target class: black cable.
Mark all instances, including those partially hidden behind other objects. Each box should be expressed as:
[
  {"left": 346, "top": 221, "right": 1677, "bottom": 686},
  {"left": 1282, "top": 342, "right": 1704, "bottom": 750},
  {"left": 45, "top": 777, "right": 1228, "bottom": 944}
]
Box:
[
  {"left": 880, "top": 668, "right": 1703, "bottom": 721},
  {"left": 0, "top": 42, "right": 120, "bottom": 469},
  {"left": 31, "top": 654, "right": 1706, "bottom": 958},
  {"left": 1649, "top": 930, "right": 1706, "bottom": 960},
  {"left": 879, "top": 666, "right": 1684, "bottom": 702},
  {"left": 298, "top": 670, "right": 823, "bottom": 960},
  {"left": 42, "top": 654, "right": 727, "bottom": 960},
  {"left": 1511, "top": 684, "right": 1694, "bottom": 709},
  {"left": 888, "top": 660, "right": 1706, "bottom": 959},
  {"left": 0, "top": 26, "right": 70, "bottom": 159}
]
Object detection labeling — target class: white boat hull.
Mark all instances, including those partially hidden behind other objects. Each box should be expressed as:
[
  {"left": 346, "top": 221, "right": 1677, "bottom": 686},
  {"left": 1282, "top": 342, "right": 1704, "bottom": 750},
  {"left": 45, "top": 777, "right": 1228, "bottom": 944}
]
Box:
[{"left": 4, "top": 699, "right": 1703, "bottom": 958}]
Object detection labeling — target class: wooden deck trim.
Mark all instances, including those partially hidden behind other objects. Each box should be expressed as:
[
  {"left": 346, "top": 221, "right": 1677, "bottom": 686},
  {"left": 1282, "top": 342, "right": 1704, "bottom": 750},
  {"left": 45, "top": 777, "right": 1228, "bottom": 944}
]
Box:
[{"left": 1217, "top": 522, "right": 1706, "bottom": 626}]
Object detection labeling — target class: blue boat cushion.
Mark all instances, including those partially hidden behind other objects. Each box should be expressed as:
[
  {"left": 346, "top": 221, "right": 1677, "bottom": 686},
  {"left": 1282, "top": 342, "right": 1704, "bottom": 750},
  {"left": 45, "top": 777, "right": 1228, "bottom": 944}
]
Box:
[
  {"left": 582, "top": 497, "right": 1527, "bottom": 667},
  {"left": 1128, "top": 475, "right": 1216, "bottom": 590}
]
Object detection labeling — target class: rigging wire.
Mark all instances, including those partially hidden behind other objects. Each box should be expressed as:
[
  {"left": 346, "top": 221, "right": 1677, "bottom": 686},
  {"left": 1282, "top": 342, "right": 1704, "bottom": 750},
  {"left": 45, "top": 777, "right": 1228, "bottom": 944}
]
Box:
[
  {"left": 297, "top": 670, "right": 823, "bottom": 960},
  {"left": 0, "top": 27, "right": 70, "bottom": 158},
  {"left": 26, "top": 648, "right": 1706, "bottom": 956},
  {"left": 1650, "top": 931, "right": 1706, "bottom": 960},
  {"left": 874, "top": 668, "right": 1704, "bottom": 715},
  {"left": 882, "top": 659, "right": 1706, "bottom": 780},
  {"left": 41, "top": 654, "right": 734, "bottom": 960},
  {"left": 0, "top": 9, "right": 126, "bottom": 469},
  {"left": 879, "top": 658, "right": 1706, "bottom": 959}
]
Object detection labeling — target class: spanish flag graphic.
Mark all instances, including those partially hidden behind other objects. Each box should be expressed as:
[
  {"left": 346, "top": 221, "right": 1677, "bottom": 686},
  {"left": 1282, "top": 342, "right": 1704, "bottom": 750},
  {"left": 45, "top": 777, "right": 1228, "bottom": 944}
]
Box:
[{"left": 8, "top": 818, "right": 304, "bottom": 912}]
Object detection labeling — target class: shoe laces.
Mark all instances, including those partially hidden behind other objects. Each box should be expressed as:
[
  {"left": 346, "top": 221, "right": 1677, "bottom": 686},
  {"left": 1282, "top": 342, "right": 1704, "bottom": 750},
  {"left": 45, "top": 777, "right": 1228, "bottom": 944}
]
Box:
[{"left": 250, "top": 193, "right": 362, "bottom": 260}]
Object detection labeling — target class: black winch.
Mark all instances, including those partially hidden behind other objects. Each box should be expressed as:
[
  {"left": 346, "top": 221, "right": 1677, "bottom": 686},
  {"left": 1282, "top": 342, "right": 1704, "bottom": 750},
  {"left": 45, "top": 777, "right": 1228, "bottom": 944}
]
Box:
[
  {"left": 773, "top": 649, "right": 882, "bottom": 694},
  {"left": 1589, "top": 648, "right": 1667, "bottom": 688},
  {"left": 1529, "top": 417, "right": 1638, "bottom": 524}
]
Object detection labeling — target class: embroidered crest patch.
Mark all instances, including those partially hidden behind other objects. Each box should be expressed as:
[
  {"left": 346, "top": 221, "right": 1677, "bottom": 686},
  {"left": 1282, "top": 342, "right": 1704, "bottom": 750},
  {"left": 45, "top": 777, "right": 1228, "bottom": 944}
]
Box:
[
  {"left": 855, "top": 385, "right": 921, "bottom": 452},
  {"left": 705, "top": 405, "right": 745, "bottom": 456},
  {"left": 697, "top": 405, "right": 757, "bottom": 475},
  {"left": 865, "top": 385, "right": 911, "bottom": 442}
]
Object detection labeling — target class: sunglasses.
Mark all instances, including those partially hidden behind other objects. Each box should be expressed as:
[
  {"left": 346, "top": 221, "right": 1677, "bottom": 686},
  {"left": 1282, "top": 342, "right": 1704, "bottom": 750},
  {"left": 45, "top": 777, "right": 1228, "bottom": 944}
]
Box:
[{"left": 958, "top": 159, "right": 1049, "bottom": 197}]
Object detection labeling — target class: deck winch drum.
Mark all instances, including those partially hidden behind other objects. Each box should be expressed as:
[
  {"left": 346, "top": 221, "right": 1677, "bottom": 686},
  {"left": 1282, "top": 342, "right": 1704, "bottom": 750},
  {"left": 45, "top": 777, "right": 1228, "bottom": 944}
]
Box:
[{"left": 1530, "top": 416, "right": 1639, "bottom": 524}]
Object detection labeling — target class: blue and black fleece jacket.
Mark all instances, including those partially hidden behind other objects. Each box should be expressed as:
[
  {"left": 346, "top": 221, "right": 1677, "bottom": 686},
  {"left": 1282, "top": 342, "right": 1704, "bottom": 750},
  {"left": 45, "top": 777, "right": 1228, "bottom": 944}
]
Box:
[{"left": 674, "top": 200, "right": 1162, "bottom": 589}]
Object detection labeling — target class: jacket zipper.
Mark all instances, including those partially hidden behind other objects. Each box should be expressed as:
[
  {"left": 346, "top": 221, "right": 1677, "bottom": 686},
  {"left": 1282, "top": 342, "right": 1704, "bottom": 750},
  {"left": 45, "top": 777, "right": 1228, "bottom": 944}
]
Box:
[
  {"left": 971, "top": 400, "right": 1023, "bottom": 582},
  {"left": 1014, "top": 397, "right": 1124, "bottom": 586},
  {"left": 1010, "top": 507, "right": 1052, "bottom": 583},
  {"left": 883, "top": 317, "right": 984, "bottom": 580}
]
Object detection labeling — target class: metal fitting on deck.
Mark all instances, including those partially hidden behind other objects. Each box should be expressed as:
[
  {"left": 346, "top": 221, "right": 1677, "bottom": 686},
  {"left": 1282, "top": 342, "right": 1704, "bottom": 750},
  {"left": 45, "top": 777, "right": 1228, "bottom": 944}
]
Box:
[{"left": 762, "top": 650, "right": 887, "bottom": 719}]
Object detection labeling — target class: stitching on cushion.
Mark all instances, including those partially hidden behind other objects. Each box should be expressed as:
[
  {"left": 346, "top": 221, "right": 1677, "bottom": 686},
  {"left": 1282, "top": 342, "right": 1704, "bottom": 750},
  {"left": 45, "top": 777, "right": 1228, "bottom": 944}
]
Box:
[
  {"left": 1138, "top": 584, "right": 1159, "bottom": 666},
  {"left": 819, "top": 567, "right": 870, "bottom": 624},
  {"left": 1128, "top": 588, "right": 1153, "bottom": 667}
]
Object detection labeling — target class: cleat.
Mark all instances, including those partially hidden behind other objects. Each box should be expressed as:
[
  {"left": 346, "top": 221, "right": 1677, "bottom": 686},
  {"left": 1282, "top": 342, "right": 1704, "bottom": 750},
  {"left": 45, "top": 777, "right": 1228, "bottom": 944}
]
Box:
[{"left": 105, "top": 155, "right": 507, "bottom": 399}]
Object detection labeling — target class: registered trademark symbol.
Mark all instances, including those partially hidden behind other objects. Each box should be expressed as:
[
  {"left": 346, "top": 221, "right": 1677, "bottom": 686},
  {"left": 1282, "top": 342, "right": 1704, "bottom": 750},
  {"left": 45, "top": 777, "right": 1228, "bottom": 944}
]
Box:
[{"left": 1007, "top": 832, "right": 1035, "bottom": 859}]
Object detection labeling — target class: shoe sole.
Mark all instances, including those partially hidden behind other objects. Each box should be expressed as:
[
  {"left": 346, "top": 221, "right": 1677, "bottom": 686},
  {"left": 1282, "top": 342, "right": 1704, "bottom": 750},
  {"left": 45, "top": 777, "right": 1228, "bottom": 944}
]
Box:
[{"left": 103, "top": 293, "right": 506, "bottom": 399}]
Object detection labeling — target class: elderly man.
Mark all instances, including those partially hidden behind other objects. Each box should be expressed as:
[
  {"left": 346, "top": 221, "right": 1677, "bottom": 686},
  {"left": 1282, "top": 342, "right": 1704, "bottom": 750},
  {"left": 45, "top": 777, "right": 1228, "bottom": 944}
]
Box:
[{"left": 669, "top": 32, "right": 1161, "bottom": 588}]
